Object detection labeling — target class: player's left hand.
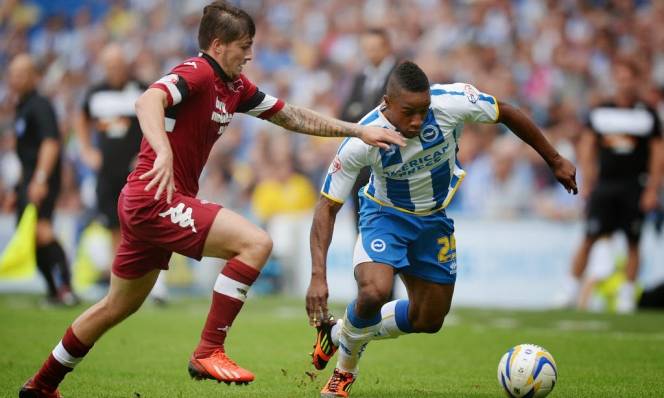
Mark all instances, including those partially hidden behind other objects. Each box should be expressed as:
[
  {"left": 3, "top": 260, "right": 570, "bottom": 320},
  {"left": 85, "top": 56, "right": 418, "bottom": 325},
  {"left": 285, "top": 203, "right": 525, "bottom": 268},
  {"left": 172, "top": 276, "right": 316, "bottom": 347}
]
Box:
[
  {"left": 358, "top": 126, "right": 406, "bottom": 150},
  {"left": 549, "top": 154, "right": 578, "bottom": 194},
  {"left": 28, "top": 180, "right": 48, "bottom": 206},
  {"left": 306, "top": 276, "right": 330, "bottom": 327}
]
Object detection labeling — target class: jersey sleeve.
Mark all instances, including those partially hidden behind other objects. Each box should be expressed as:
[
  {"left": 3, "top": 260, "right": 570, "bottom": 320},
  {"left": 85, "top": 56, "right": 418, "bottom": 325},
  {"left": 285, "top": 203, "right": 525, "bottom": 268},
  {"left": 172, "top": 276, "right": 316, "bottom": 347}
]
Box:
[
  {"left": 235, "top": 75, "right": 285, "bottom": 119},
  {"left": 33, "top": 98, "right": 60, "bottom": 140},
  {"left": 320, "top": 138, "right": 371, "bottom": 204},
  {"left": 432, "top": 83, "right": 499, "bottom": 124},
  {"left": 150, "top": 59, "right": 209, "bottom": 107}
]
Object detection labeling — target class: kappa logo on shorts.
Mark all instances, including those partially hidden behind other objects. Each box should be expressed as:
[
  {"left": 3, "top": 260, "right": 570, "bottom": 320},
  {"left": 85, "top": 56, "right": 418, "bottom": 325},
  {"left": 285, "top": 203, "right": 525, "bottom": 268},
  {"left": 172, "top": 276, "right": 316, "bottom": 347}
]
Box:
[
  {"left": 159, "top": 202, "right": 197, "bottom": 233},
  {"left": 370, "top": 239, "right": 386, "bottom": 252}
]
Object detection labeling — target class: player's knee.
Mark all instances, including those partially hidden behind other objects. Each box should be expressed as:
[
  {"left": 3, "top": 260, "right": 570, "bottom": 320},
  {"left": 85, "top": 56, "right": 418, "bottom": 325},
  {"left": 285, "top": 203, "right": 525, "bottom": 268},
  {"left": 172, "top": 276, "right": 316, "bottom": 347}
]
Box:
[
  {"left": 356, "top": 285, "right": 390, "bottom": 314},
  {"left": 411, "top": 316, "right": 445, "bottom": 334},
  {"left": 250, "top": 230, "right": 273, "bottom": 262},
  {"left": 35, "top": 223, "right": 53, "bottom": 246}
]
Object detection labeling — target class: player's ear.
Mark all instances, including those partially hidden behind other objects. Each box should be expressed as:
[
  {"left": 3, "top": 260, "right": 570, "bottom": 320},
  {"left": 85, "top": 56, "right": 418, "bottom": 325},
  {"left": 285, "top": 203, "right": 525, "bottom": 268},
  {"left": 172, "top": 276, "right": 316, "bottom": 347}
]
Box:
[
  {"left": 210, "top": 38, "right": 225, "bottom": 55},
  {"left": 382, "top": 94, "right": 390, "bottom": 107}
]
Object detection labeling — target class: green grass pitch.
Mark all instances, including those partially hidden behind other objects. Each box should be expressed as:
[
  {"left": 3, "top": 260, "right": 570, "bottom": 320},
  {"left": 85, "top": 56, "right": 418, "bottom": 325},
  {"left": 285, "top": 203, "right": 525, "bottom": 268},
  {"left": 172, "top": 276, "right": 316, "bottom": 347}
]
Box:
[{"left": 2, "top": 295, "right": 664, "bottom": 397}]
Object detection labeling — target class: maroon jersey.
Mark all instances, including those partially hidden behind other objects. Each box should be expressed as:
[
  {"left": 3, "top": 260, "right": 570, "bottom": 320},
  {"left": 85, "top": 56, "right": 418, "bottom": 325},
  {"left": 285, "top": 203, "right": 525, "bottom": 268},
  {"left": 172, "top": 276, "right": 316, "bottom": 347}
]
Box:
[{"left": 126, "top": 53, "right": 284, "bottom": 196}]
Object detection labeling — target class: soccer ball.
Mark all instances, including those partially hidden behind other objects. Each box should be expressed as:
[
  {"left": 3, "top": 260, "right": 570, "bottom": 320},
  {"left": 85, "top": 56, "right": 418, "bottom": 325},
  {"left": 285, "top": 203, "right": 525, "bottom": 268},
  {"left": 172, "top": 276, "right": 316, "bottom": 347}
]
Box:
[{"left": 497, "top": 344, "right": 557, "bottom": 397}]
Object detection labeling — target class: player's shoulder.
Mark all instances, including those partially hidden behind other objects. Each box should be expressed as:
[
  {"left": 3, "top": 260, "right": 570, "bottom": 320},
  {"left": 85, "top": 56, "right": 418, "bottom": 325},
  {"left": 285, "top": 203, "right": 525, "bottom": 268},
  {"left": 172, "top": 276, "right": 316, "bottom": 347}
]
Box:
[
  {"left": 172, "top": 56, "right": 214, "bottom": 77},
  {"left": 430, "top": 82, "right": 482, "bottom": 103}
]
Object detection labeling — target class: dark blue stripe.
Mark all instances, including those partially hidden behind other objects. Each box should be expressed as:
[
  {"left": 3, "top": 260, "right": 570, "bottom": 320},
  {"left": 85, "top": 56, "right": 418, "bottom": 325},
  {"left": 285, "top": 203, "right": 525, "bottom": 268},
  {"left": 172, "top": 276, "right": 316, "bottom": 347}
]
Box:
[
  {"left": 505, "top": 348, "right": 514, "bottom": 381},
  {"left": 379, "top": 146, "right": 402, "bottom": 168},
  {"left": 478, "top": 94, "right": 495, "bottom": 104},
  {"left": 394, "top": 299, "right": 412, "bottom": 333},
  {"left": 322, "top": 173, "right": 332, "bottom": 194},
  {"left": 533, "top": 356, "right": 557, "bottom": 379},
  {"left": 359, "top": 110, "right": 380, "bottom": 125},
  {"left": 346, "top": 301, "right": 381, "bottom": 328},
  {"left": 431, "top": 163, "right": 451, "bottom": 208},
  {"left": 420, "top": 110, "right": 445, "bottom": 150},
  {"left": 523, "top": 388, "right": 535, "bottom": 398},
  {"left": 386, "top": 177, "right": 415, "bottom": 211},
  {"left": 500, "top": 373, "right": 516, "bottom": 398}
]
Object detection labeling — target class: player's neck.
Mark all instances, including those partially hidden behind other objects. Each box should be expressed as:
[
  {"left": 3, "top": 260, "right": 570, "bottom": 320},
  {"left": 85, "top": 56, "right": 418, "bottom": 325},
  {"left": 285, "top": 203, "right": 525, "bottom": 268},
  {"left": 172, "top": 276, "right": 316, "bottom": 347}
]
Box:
[{"left": 200, "top": 51, "right": 234, "bottom": 82}]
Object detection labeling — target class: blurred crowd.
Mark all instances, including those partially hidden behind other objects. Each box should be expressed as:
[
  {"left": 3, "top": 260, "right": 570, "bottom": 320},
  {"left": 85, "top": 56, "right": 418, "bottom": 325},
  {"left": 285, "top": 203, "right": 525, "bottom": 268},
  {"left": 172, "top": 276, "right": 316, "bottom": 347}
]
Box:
[{"left": 1, "top": 0, "right": 664, "bottom": 224}]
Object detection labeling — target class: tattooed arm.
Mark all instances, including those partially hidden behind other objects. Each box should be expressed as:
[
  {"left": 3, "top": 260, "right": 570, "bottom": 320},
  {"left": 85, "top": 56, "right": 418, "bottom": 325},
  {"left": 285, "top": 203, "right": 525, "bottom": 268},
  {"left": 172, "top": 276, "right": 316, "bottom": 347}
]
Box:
[{"left": 268, "top": 103, "right": 404, "bottom": 149}]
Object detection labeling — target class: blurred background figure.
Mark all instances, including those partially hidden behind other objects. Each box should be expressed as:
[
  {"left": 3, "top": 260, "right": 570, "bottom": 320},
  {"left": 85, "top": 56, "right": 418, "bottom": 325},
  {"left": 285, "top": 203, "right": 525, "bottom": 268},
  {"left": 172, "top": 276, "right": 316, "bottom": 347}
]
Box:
[
  {"left": 563, "top": 59, "right": 663, "bottom": 313},
  {"left": 339, "top": 28, "right": 398, "bottom": 224},
  {"left": 75, "top": 42, "right": 167, "bottom": 303},
  {"left": 252, "top": 132, "right": 317, "bottom": 293},
  {"left": 340, "top": 28, "right": 397, "bottom": 123},
  {"left": 75, "top": 44, "right": 143, "bottom": 276},
  {"left": 6, "top": 53, "right": 77, "bottom": 306}
]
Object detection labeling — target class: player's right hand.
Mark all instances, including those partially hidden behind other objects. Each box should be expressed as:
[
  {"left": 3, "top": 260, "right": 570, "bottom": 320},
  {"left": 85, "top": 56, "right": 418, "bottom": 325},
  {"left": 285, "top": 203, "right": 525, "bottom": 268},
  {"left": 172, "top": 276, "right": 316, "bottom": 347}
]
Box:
[
  {"left": 140, "top": 149, "right": 176, "bottom": 203},
  {"left": 358, "top": 126, "right": 406, "bottom": 150},
  {"left": 306, "top": 276, "right": 330, "bottom": 327}
]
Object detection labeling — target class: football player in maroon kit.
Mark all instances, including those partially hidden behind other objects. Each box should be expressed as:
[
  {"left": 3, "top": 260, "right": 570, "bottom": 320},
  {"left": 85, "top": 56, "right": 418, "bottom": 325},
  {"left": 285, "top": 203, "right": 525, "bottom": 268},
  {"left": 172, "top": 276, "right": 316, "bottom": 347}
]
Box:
[{"left": 19, "top": 2, "right": 405, "bottom": 397}]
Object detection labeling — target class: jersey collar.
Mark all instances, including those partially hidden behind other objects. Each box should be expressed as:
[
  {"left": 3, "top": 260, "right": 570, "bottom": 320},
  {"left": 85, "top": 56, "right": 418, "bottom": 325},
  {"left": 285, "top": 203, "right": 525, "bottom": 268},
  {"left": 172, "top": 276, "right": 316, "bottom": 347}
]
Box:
[
  {"left": 199, "top": 52, "right": 233, "bottom": 82},
  {"left": 377, "top": 104, "right": 397, "bottom": 131}
]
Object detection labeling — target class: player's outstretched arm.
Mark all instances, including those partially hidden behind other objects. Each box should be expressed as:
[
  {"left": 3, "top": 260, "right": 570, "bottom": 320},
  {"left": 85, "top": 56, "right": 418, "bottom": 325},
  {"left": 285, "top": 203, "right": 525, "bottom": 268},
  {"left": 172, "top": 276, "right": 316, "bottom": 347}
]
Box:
[
  {"left": 135, "top": 88, "right": 176, "bottom": 203},
  {"left": 307, "top": 196, "right": 343, "bottom": 327},
  {"left": 268, "top": 103, "right": 405, "bottom": 150},
  {"left": 497, "top": 101, "right": 578, "bottom": 194}
]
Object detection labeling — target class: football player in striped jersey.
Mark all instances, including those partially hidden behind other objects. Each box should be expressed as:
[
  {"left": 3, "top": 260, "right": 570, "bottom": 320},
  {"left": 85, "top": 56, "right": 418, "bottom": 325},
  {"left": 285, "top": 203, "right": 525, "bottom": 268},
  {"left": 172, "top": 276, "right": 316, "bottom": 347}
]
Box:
[{"left": 306, "top": 61, "right": 577, "bottom": 397}]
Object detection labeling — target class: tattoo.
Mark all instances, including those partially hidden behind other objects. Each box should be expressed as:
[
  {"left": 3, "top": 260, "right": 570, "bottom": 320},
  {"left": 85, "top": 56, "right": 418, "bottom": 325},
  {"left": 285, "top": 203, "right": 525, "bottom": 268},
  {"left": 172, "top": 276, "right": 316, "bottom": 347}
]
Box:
[{"left": 268, "top": 103, "right": 361, "bottom": 138}]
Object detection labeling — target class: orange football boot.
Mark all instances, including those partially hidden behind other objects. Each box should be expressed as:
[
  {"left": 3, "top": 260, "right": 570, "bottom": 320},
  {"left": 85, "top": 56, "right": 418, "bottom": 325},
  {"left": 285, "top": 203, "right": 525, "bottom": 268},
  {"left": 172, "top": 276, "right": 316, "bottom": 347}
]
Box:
[
  {"left": 188, "top": 348, "right": 254, "bottom": 385},
  {"left": 320, "top": 368, "right": 356, "bottom": 397},
  {"left": 311, "top": 316, "right": 339, "bottom": 370}
]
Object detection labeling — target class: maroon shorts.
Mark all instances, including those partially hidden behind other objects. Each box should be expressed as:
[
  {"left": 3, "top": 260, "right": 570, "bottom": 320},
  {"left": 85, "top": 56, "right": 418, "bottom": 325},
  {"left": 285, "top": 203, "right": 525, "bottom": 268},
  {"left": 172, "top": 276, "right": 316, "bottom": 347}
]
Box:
[{"left": 112, "top": 187, "right": 222, "bottom": 279}]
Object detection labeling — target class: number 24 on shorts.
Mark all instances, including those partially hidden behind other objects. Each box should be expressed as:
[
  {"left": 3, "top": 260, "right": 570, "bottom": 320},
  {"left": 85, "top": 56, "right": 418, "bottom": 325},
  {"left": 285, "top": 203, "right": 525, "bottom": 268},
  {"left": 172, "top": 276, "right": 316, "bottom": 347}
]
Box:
[{"left": 437, "top": 235, "right": 456, "bottom": 263}]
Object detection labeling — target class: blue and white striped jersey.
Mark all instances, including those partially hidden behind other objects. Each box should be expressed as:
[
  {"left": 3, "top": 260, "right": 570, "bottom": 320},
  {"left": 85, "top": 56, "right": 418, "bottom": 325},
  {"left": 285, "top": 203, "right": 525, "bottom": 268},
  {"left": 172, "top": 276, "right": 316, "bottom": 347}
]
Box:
[{"left": 321, "top": 83, "right": 499, "bottom": 214}]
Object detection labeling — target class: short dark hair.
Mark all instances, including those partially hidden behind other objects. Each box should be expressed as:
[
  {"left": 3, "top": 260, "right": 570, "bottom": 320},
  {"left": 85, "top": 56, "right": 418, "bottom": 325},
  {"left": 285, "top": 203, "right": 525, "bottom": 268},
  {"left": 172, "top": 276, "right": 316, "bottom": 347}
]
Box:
[
  {"left": 198, "top": 1, "right": 256, "bottom": 49},
  {"left": 386, "top": 61, "right": 430, "bottom": 96},
  {"left": 365, "top": 27, "right": 390, "bottom": 42}
]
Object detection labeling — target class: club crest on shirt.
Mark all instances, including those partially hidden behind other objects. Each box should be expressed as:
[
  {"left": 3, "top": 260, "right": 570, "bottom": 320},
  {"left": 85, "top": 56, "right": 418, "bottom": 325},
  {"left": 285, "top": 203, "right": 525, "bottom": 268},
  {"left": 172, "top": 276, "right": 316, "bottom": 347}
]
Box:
[
  {"left": 227, "top": 79, "right": 244, "bottom": 93},
  {"left": 328, "top": 155, "right": 342, "bottom": 174},
  {"left": 420, "top": 125, "right": 440, "bottom": 142},
  {"left": 464, "top": 84, "right": 479, "bottom": 104}
]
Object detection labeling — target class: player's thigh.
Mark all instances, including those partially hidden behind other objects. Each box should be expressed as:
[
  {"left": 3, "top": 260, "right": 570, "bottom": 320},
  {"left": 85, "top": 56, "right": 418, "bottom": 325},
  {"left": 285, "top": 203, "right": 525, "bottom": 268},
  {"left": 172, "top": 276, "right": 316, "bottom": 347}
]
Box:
[
  {"left": 202, "top": 207, "right": 272, "bottom": 261},
  {"left": 401, "top": 273, "right": 455, "bottom": 324}
]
